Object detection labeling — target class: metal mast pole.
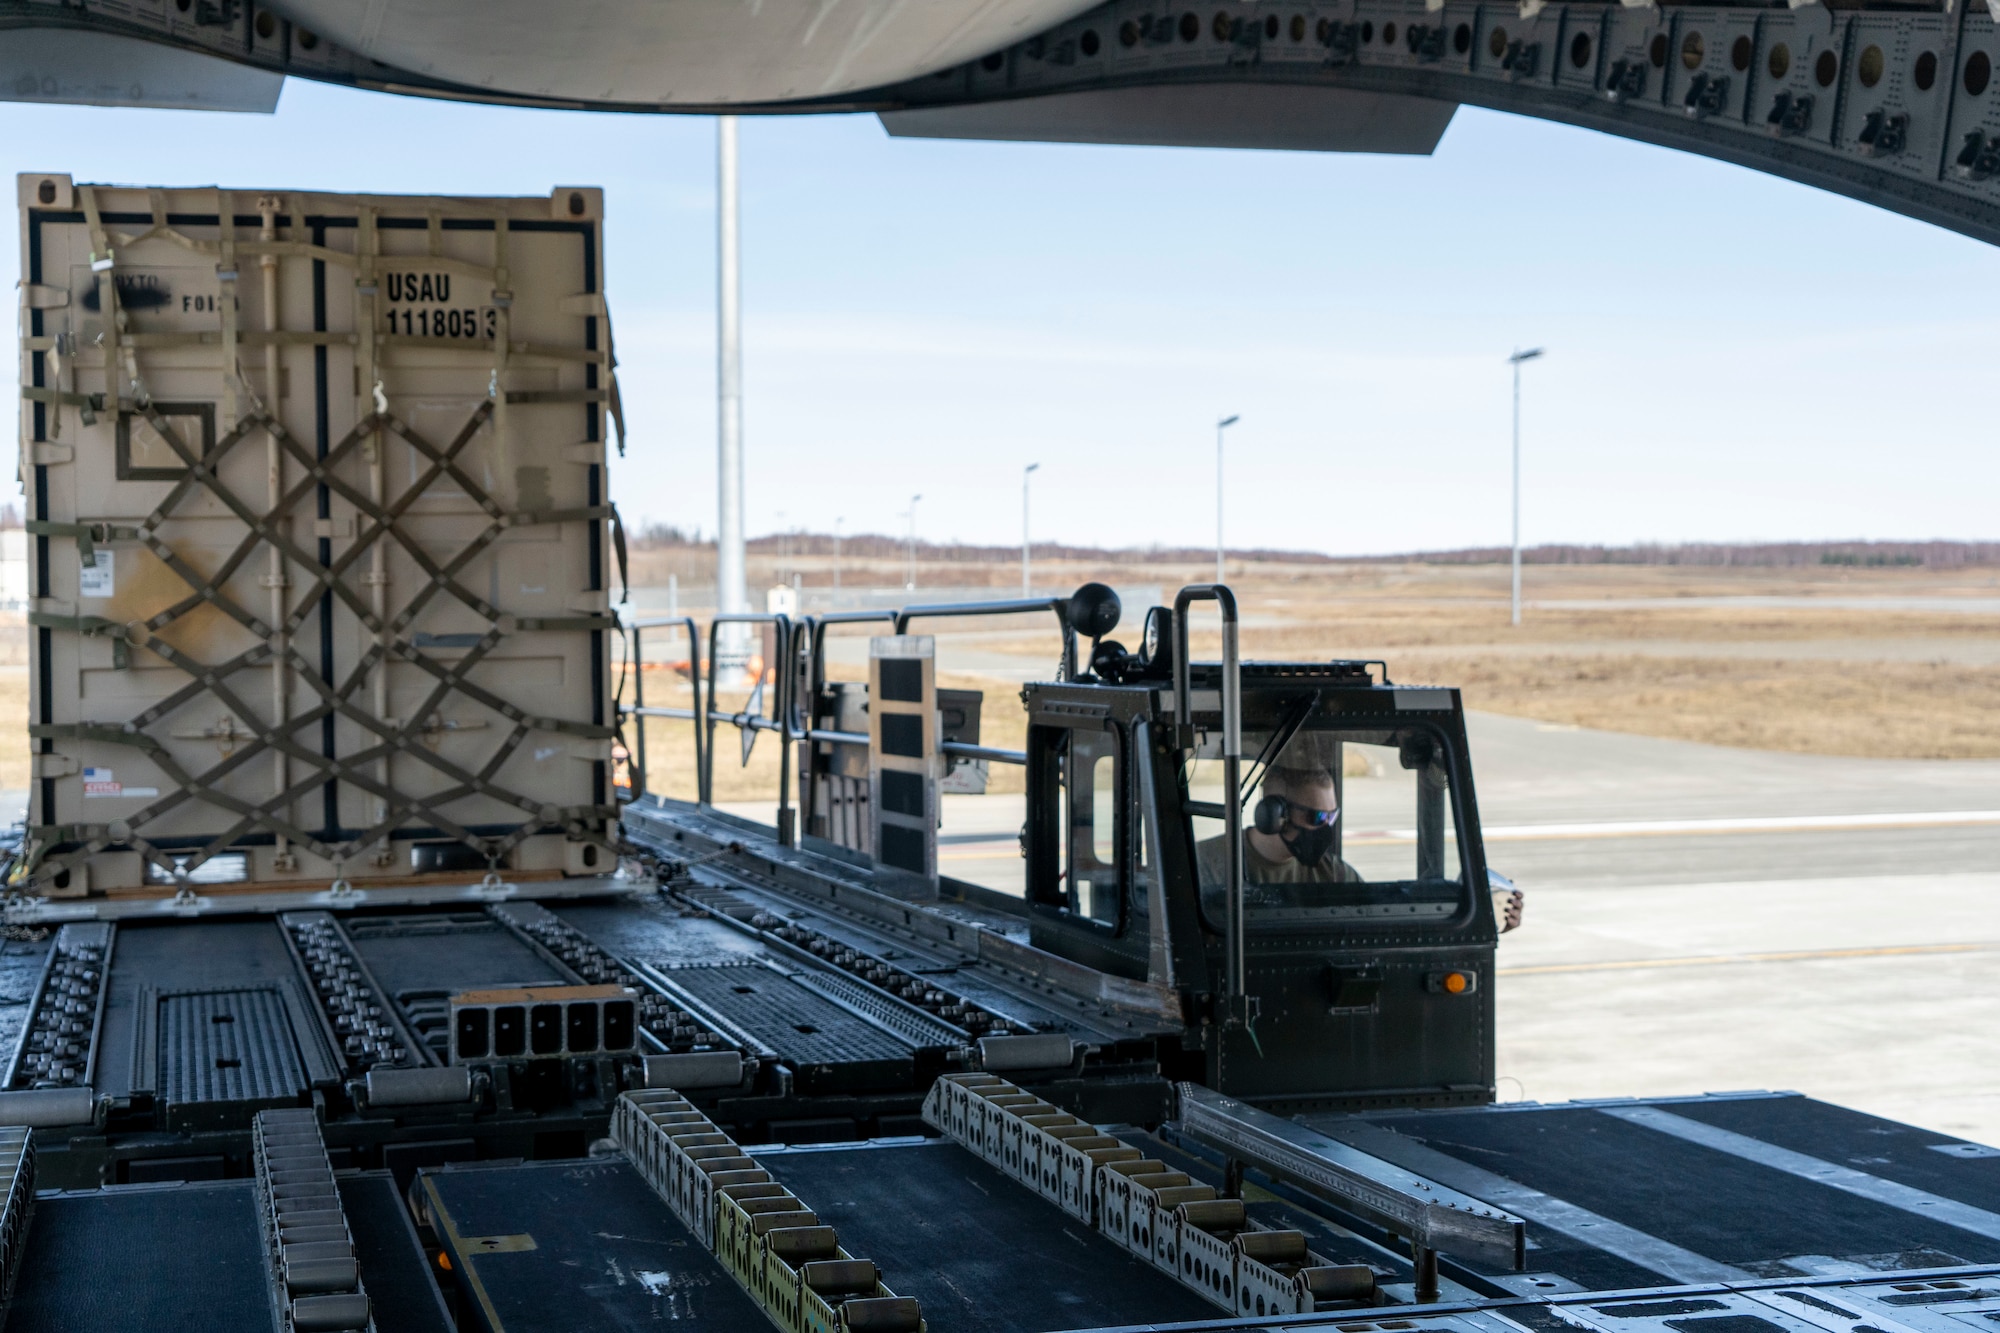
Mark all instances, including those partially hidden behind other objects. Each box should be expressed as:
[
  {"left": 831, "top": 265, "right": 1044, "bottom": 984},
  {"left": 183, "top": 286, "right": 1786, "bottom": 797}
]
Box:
[
  {"left": 1511, "top": 358, "right": 1521, "bottom": 628},
  {"left": 1505, "top": 349, "right": 1541, "bottom": 628},
  {"left": 1022, "top": 463, "right": 1039, "bottom": 596},
  {"left": 1215, "top": 415, "right": 1238, "bottom": 585},
  {"left": 717, "top": 115, "right": 748, "bottom": 667}
]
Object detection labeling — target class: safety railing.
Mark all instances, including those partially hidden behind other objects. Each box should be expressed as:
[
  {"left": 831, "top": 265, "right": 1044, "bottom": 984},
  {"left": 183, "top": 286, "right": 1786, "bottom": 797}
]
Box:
[
  {"left": 706, "top": 614, "right": 796, "bottom": 843},
  {"left": 797, "top": 600, "right": 1065, "bottom": 763},
  {"left": 893, "top": 596, "right": 1077, "bottom": 685},
  {"left": 622, "top": 597, "right": 1077, "bottom": 848},
  {"left": 939, "top": 740, "right": 1028, "bottom": 763},
  {"left": 798, "top": 610, "right": 898, "bottom": 748},
  {"left": 890, "top": 596, "right": 1073, "bottom": 770},
  {"left": 621, "top": 616, "right": 704, "bottom": 805},
  {"left": 1173, "top": 585, "right": 1246, "bottom": 1012}
]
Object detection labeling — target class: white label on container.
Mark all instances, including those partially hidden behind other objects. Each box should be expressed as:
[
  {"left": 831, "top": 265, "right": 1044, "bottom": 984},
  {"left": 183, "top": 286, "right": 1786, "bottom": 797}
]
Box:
[
  {"left": 79, "top": 550, "right": 114, "bottom": 598},
  {"left": 81, "top": 767, "right": 157, "bottom": 799}
]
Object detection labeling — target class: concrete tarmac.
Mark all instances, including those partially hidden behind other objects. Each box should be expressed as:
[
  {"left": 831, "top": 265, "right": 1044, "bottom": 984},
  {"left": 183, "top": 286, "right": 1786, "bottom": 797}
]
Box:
[{"left": 1462, "top": 714, "right": 2000, "bottom": 1145}]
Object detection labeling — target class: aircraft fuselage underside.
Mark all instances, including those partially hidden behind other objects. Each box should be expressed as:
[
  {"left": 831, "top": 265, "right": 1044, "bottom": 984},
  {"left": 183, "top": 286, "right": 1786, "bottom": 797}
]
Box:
[{"left": 9, "top": 0, "right": 2000, "bottom": 246}]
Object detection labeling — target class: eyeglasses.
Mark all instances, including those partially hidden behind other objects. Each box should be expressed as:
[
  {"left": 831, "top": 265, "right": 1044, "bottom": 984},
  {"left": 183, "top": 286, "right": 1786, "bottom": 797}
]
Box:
[{"left": 1285, "top": 802, "right": 1339, "bottom": 829}]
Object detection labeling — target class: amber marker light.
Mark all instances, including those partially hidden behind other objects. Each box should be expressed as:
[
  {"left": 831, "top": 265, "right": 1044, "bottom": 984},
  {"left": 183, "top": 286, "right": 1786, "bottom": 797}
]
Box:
[{"left": 1443, "top": 972, "right": 1470, "bottom": 994}]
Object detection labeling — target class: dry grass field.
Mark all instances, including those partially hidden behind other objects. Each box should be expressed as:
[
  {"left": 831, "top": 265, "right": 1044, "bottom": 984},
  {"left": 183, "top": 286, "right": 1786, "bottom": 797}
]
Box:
[
  {"left": 1207, "top": 569, "right": 2000, "bottom": 758},
  {"left": 778, "top": 553, "right": 2000, "bottom": 763},
  {"left": 5, "top": 554, "right": 1994, "bottom": 808},
  {"left": 1234, "top": 573, "right": 2000, "bottom": 759},
  {"left": 616, "top": 552, "right": 2000, "bottom": 809},
  {"left": 1370, "top": 652, "right": 2000, "bottom": 757}
]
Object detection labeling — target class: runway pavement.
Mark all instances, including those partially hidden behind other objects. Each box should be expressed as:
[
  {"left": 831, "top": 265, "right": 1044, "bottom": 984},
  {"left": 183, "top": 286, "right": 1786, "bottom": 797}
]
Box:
[{"left": 1449, "top": 714, "right": 2000, "bottom": 1143}]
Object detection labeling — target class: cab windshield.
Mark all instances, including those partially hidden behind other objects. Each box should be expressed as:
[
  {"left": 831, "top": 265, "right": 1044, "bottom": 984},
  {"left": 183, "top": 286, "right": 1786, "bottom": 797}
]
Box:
[{"left": 1183, "top": 722, "right": 1466, "bottom": 923}]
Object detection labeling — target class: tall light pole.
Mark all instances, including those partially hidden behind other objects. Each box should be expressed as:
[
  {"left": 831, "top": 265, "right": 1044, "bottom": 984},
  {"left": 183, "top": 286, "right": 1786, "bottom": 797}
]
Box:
[
  {"left": 1214, "top": 415, "right": 1240, "bottom": 584},
  {"left": 716, "top": 115, "right": 748, "bottom": 670},
  {"left": 1021, "top": 463, "right": 1041, "bottom": 596},
  {"left": 1507, "top": 348, "right": 1544, "bottom": 627},
  {"left": 903, "top": 494, "right": 922, "bottom": 591}
]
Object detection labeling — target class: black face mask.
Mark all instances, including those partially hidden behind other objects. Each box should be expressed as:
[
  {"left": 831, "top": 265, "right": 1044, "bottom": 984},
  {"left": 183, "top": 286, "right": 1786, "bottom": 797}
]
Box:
[{"left": 1281, "top": 823, "right": 1336, "bottom": 868}]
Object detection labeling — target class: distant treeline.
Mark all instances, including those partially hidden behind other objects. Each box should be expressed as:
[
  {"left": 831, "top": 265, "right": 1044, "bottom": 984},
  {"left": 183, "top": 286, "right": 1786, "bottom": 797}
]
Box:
[
  {"left": 627, "top": 522, "right": 1336, "bottom": 566},
  {"left": 1393, "top": 541, "right": 2000, "bottom": 568},
  {"left": 626, "top": 524, "right": 1998, "bottom": 569}
]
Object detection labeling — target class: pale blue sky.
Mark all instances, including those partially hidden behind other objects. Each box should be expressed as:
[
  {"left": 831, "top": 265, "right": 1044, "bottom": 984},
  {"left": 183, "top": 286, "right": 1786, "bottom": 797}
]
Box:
[{"left": 6, "top": 78, "right": 1997, "bottom": 554}]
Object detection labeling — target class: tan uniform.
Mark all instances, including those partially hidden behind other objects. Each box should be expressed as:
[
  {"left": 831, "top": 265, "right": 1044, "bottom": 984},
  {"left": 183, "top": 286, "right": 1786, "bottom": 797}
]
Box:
[{"left": 1196, "top": 836, "right": 1360, "bottom": 887}]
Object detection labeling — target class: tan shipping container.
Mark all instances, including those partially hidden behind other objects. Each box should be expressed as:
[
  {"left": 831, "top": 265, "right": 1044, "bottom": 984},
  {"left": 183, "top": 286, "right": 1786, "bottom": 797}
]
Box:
[{"left": 16, "top": 176, "right": 623, "bottom": 897}]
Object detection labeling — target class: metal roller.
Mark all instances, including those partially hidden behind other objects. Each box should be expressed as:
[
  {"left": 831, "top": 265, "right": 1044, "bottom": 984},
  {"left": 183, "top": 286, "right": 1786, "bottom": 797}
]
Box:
[
  {"left": 976, "top": 1034, "right": 1075, "bottom": 1072},
  {"left": 642, "top": 1051, "right": 745, "bottom": 1089},
  {"left": 289, "top": 1292, "right": 372, "bottom": 1332},
  {"left": 365, "top": 1066, "right": 474, "bottom": 1107},
  {"left": 841, "top": 1295, "right": 926, "bottom": 1332},
  {"left": 1301, "top": 1265, "right": 1377, "bottom": 1303},
  {"left": 0, "top": 1087, "right": 93, "bottom": 1129},
  {"left": 284, "top": 1256, "right": 362, "bottom": 1294}
]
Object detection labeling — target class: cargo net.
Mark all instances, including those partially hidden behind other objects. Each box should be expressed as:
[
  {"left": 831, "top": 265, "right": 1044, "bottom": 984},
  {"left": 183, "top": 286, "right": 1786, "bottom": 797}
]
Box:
[{"left": 26, "top": 398, "right": 620, "bottom": 892}]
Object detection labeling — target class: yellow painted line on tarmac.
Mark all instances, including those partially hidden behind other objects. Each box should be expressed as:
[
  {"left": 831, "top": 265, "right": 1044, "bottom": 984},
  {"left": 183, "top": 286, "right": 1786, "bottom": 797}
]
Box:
[{"left": 1499, "top": 941, "right": 2000, "bottom": 977}]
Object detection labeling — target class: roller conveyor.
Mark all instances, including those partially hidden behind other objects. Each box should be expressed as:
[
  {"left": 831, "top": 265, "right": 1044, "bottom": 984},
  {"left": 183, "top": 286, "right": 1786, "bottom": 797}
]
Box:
[
  {"left": 658, "top": 963, "right": 915, "bottom": 1088},
  {"left": 623, "top": 803, "right": 1137, "bottom": 1043},
  {"left": 4, "top": 860, "right": 2000, "bottom": 1332}
]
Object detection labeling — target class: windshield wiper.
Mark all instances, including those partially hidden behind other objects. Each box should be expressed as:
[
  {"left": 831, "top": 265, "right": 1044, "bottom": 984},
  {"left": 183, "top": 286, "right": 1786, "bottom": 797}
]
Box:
[{"left": 1240, "top": 691, "right": 1320, "bottom": 806}]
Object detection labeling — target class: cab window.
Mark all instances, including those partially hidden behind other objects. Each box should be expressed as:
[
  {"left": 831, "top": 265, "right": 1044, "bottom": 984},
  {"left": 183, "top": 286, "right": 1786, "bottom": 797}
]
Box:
[
  {"left": 1183, "top": 724, "right": 1465, "bottom": 924},
  {"left": 1067, "top": 727, "right": 1122, "bottom": 926},
  {"left": 1028, "top": 723, "right": 1125, "bottom": 929}
]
